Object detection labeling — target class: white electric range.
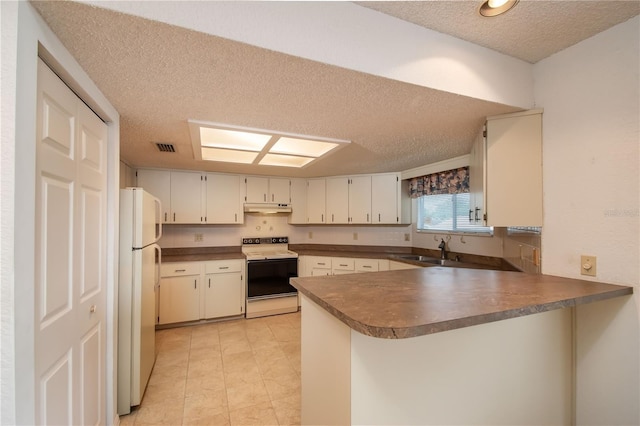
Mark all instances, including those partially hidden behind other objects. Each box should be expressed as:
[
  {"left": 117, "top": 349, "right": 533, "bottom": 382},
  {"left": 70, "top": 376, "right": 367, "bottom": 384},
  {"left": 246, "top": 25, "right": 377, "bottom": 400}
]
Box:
[{"left": 242, "top": 237, "right": 299, "bottom": 318}]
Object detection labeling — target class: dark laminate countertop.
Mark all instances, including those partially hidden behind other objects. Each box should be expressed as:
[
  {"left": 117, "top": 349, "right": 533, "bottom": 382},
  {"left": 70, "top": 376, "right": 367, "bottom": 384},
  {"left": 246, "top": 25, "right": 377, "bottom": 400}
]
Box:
[
  {"left": 290, "top": 267, "right": 633, "bottom": 339},
  {"left": 162, "top": 246, "right": 245, "bottom": 263}
]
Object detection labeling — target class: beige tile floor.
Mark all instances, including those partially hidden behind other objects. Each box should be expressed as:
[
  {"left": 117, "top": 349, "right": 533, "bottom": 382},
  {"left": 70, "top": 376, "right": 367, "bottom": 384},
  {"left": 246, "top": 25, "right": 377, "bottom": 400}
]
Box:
[{"left": 120, "top": 311, "right": 301, "bottom": 426}]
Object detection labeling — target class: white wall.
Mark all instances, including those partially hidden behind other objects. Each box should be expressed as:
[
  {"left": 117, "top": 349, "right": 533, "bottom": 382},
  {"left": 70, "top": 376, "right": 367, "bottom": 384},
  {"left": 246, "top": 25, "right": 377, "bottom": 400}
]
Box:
[
  {"left": 1, "top": 3, "right": 121, "bottom": 424},
  {"left": 159, "top": 215, "right": 412, "bottom": 249},
  {"left": 534, "top": 16, "right": 639, "bottom": 425}
]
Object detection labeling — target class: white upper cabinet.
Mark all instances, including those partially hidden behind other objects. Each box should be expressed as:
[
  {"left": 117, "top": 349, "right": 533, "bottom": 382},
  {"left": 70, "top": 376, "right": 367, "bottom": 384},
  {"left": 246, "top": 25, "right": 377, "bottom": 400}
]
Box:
[
  {"left": 205, "top": 173, "right": 243, "bottom": 224},
  {"left": 326, "top": 177, "right": 350, "bottom": 224},
  {"left": 170, "top": 171, "right": 204, "bottom": 224},
  {"left": 136, "top": 169, "right": 171, "bottom": 223},
  {"left": 485, "top": 110, "right": 543, "bottom": 227},
  {"left": 371, "top": 173, "right": 403, "bottom": 224},
  {"left": 269, "top": 178, "right": 291, "bottom": 204},
  {"left": 289, "top": 178, "right": 307, "bottom": 225},
  {"left": 348, "top": 176, "right": 372, "bottom": 224},
  {"left": 245, "top": 176, "right": 290, "bottom": 204},
  {"left": 307, "top": 178, "right": 326, "bottom": 223},
  {"left": 326, "top": 176, "right": 372, "bottom": 224},
  {"left": 468, "top": 130, "right": 486, "bottom": 225}
]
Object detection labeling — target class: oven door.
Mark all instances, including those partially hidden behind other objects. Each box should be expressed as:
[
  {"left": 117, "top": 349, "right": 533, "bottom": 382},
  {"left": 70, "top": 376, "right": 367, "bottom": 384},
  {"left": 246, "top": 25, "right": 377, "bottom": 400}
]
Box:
[{"left": 247, "top": 258, "right": 298, "bottom": 300}]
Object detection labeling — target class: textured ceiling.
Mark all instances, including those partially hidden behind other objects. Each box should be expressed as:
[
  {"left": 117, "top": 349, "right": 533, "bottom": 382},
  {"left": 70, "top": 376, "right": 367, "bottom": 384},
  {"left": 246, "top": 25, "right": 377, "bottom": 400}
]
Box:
[
  {"left": 30, "top": 1, "right": 639, "bottom": 178},
  {"left": 358, "top": 1, "right": 640, "bottom": 63}
]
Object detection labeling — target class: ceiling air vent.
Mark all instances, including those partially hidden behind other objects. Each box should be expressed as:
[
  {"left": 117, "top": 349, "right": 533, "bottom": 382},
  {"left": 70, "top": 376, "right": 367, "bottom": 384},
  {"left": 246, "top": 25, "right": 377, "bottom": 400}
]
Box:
[{"left": 155, "top": 142, "right": 176, "bottom": 153}]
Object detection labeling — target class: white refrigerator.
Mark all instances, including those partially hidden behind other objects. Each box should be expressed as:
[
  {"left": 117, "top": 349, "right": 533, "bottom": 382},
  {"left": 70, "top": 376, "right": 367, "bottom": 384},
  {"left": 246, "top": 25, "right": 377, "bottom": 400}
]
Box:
[{"left": 118, "top": 188, "right": 162, "bottom": 415}]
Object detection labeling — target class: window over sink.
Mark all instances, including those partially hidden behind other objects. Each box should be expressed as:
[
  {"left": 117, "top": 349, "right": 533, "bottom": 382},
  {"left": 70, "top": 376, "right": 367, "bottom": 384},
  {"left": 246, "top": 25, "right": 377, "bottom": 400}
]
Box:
[{"left": 417, "top": 193, "right": 493, "bottom": 234}]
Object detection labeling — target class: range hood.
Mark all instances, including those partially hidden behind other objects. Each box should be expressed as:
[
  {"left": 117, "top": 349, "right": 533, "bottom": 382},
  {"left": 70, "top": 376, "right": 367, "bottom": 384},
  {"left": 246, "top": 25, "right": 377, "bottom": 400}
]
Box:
[{"left": 243, "top": 203, "right": 292, "bottom": 214}]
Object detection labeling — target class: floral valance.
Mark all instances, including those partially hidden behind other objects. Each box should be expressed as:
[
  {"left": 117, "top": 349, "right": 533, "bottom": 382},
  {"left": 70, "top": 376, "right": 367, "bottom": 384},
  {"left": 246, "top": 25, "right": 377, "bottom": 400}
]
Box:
[{"left": 409, "top": 166, "right": 469, "bottom": 198}]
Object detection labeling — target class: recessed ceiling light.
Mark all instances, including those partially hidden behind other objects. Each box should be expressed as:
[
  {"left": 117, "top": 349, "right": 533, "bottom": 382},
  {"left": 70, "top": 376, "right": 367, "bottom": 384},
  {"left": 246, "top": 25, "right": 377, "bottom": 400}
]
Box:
[
  {"left": 188, "top": 120, "right": 350, "bottom": 168},
  {"left": 479, "top": 0, "right": 518, "bottom": 17}
]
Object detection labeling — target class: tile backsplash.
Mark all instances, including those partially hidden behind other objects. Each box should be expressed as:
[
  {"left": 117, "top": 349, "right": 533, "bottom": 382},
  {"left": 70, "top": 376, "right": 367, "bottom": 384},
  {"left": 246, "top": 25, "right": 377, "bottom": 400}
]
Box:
[{"left": 501, "top": 229, "right": 541, "bottom": 273}]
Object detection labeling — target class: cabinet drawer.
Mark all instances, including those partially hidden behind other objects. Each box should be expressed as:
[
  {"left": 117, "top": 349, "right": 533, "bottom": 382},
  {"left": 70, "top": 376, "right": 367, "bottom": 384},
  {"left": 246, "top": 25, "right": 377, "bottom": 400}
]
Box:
[
  {"left": 355, "top": 258, "right": 379, "bottom": 272},
  {"left": 205, "top": 259, "right": 243, "bottom": 274},
  {"left": 161, "top": 262, "right": 201, "bottom": 277},
  {"left": 307, "top": 256, "right": 331, "bottom": 269},
  {"left": 332, "top": 258, "right": 355, "bottom": 271}
]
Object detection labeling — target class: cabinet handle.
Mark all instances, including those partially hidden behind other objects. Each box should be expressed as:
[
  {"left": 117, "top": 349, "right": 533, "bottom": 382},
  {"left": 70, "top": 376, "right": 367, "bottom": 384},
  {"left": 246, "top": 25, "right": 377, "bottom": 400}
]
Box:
[
  {"left": 175, "top": 269, "right": 186, "bottom": 272},
  {"left": 321, "top": 214, "right": 324, "bottom": 222},
  {"left": 469, "top": 210, "right": 473, "bottom": 221},
  {"left": 339, "top": 264, "right": 348, "bottom": 267},
  {"left": 318, "top": 262, "right": 326, "bottom": 266},
  {"left": 263, "top": 194, "right": 266, "bottom": 202},
  {"left": 271, "top": 194, "right": 274, "bottom": 202},
  {"left": 173, "top": 213, "right": 176, "bottom": 222},
  {"left": 234, "top": 213, "right": 237, "bottom": 222},
  {"left": 164, "top": 212, "right": 167, "bottom": 222},
  {"left": 219, "top": 266, "right": 229, "bottom": 270},
  {"left": 332, "top": 214, "right": 334, "bottom": 222},
  {"left": 367, "top": 213, "right": 369, "bottom": 222},
  {"left": 363, "top": 265, "right": 372, "bottom": 268},
  {"left": 194, "top": 280, "right": 197, "bottom": 289},
  {"left": 208, "top": 278, "right": 211, "bottom": 288},
  {"left": 475, "top": 207, "right": 480, "bottom": 222},
  {"left": 378, "top": 213, "right": 381, "bottom": 222}
]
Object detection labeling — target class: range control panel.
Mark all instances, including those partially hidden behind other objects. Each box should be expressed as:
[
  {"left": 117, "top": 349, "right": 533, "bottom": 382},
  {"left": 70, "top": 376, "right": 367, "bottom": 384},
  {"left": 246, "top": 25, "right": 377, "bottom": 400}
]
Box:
[{"left": 242, "top": 237, "right": 289, "bottom": 245}]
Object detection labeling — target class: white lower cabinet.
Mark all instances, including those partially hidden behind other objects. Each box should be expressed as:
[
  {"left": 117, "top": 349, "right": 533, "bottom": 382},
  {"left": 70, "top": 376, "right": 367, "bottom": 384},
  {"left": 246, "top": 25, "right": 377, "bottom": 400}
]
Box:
[
  {"left": 204, "top": 260, "right": 244, "bottom": 319},
  {"left": 158, "top": 263, "right": 201, "bottom": 325},
  {"left": 301, "top": 256, "right": 391, "bottom": 277},
  {"left": 307, "top": 256, "right": 332, "bottom": 276},
  {"left": 159, "top": 259, "right": 245, "bottom": 325}
]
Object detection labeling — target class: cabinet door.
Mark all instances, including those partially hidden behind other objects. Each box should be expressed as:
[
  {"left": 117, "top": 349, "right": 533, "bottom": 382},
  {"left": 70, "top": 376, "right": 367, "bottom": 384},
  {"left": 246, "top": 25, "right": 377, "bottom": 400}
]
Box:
[
  {"left": 355, "top": 258, "right": 379, "bottom": 273},
  {"left": 307, "top": 179, "right": 326, "bottom": 223},
  {"left": 468, "top": 130, "right": 486, "bottom": 225},
  {"left": 158, "top": 275, "right": 200, "bottom": 324},
  {"left": 170, "top": 171, "right": 204, "bottom": 223},
  {"left": 136, "top": 169, "right": 171, "bottom": 223},
  {"left": 349, "top": 176, "right": 372, "bottom": 223},
  {"left": 206, "top": 174, "right": 243, "bottom": 224},
  {"left": 326, "top": 177, "right": 349, "bottom": 224},
  {"left": 310, "top": 268, "right": 331, "bottom": 276},
  {"left": 245, "top": 176, "right": 269, "bottom": 203},
  {"left": 289, "top": 179, "right": 307, "bottom": 224},
  {"left": 204, "top": 272, "right": 243, "bottom": 318},
  {"left": 269, "top": 178, "right": 290, "bottom": 204},
  {"left": 372, "top": 173, "right": 399, "bottom": 224},
  {"left": 486, "top": 111, "right": 542, "bottom": 227}
]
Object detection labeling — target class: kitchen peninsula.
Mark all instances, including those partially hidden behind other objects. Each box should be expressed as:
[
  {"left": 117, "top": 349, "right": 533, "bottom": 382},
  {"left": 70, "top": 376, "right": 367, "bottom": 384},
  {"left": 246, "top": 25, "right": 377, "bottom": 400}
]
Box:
[{"left": 291, "top": 268, "right": 632, "bottom": 425}]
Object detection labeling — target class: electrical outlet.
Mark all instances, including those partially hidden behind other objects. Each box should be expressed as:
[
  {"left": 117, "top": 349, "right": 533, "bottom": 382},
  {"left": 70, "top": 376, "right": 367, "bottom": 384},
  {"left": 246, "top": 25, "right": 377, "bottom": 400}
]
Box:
[
  {"left": 353, "top": 232, "right": 358, "bottom": 241},
  {"left": 194, "top": 233, "right": 203, "bottom": 242},
  {"left": 404, "top": 233, "right": 410, "bottom": 242},
  {"left": 580, "top": 255, "right": 596, "bottom": 277}
]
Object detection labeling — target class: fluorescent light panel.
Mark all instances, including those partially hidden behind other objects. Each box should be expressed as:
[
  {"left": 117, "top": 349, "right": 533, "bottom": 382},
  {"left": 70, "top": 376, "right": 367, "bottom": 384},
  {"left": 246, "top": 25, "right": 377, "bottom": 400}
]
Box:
[
  {"left": 200, "top": 127, "right": 271, "bottom": 151},
  {"left": 259, "top": 153, "right": 315, "bottom": 168},
  {"left": 201, "top": 147, "right": 258, "bottom": 164},
  {"left": 271, "top": 137, "right": 339, "bottom": 157},
  {"left": 190, "top": 120, "right": 349, "bottom": 168}
]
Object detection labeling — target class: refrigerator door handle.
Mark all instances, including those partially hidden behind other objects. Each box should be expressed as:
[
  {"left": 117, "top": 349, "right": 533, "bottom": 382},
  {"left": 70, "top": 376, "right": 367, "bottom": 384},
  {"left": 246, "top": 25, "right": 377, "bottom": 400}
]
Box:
[
  {"left": 153, "top": 244, "right": 162, "bottom": 287},
  {"left": 154, "top": 197, "right": 163, "bottom": 242}
]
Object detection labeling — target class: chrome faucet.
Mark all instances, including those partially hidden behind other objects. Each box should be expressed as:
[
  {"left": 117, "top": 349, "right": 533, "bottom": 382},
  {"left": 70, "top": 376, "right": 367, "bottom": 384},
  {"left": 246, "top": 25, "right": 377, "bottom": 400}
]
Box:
[{"left": 438, "top": 238, "right": 447, "bottom": 260}]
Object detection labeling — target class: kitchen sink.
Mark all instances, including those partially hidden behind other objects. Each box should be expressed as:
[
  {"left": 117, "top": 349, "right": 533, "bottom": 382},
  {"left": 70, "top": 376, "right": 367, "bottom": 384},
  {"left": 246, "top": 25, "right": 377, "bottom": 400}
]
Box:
[{"left": 393, "top": 254, "right": 497, "bottom": 270}]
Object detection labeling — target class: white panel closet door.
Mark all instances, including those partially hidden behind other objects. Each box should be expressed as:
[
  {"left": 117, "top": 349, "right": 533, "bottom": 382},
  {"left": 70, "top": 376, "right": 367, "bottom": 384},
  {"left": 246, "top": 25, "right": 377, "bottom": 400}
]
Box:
[{"left": 35, "top": 58, "right": 107, "bottom": 425}]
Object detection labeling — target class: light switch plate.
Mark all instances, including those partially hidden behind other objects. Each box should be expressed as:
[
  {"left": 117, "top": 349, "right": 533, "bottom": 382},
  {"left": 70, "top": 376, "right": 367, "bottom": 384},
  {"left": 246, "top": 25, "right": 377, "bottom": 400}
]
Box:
[{"left": 580, "top": 255, "right": 596, "bottom": 277}]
